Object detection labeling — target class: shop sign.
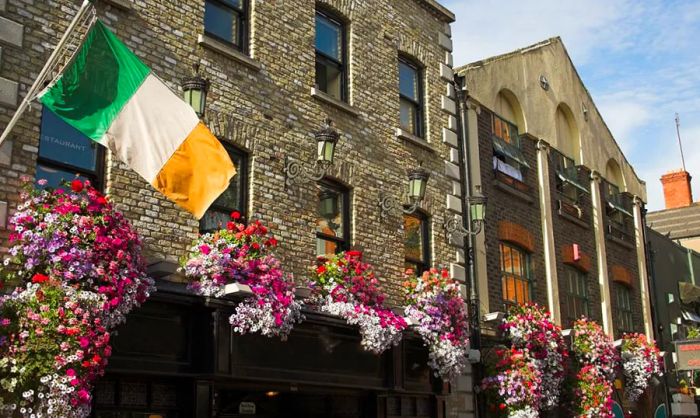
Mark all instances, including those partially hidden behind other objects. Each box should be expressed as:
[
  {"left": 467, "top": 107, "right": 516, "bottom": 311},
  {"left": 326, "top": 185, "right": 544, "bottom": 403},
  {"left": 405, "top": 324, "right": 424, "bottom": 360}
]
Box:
[
  {"left": 675, "top": 340, "right": 700, "bottom": 370},
  {"left": 239, "top": 402, "right": 256, "bottom": 415}
]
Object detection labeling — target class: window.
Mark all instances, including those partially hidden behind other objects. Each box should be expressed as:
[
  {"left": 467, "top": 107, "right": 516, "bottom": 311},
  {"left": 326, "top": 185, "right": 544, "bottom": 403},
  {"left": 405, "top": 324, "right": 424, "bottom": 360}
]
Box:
[
  {"left": 500, "top": 242, "right": 531, "bottom": 305},
  {"left": 615, "top": 283, "right": 634, "bottom": 333},
  {"left": 492, "top": 113, "right": 529, "bottom": 182},
  {"left": 316, "top": 181, "right": 349, "bottom": 256},
  {"left": 200, "top": 144, "right": 247, "bottom": 232},
  {"left": 315, "top": 10, "right": 346, "bottom": 101},
  {"left": 563, "top": 266, "right": 589, "bottom": 325},
  {"left": 404, "top": 212, "right": 430, "bottom": 274},
  {"left": 204, "top": 0, "right": 247, "bottom": 50},
  {"left": 36, "top": 107, "right": 104, "bottom": 189},
  {"left": 554, "top": 152, "right": 586, "bottom": 204},
  {"left": 398, "top": 57, "right": 423, "bottom": 137}
]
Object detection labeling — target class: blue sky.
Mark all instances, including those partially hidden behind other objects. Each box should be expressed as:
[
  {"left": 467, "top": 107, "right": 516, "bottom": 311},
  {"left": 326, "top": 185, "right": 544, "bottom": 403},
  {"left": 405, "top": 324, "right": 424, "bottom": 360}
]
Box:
[{"left": 443, "top": 0, "right": 700, "bottom": 210}]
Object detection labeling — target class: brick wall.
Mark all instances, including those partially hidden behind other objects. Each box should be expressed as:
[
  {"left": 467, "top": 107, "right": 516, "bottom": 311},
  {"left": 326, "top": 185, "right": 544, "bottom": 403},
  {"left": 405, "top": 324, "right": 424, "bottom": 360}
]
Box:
[
  {"left": 602, "top": 188, "right": 644, "bottom": 338},
  {"left": 547, "top": 158, "right": 603, "bottom": 326},
  {"left": 476, "top": 107, "right": 547, "bottom": 312}
]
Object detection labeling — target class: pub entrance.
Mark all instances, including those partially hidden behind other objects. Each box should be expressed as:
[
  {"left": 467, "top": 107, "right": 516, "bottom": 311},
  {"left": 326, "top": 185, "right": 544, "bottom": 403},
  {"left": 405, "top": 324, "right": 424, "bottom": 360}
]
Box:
[{"left": 91, "top": 282, "right": 446, "bottom": 418}]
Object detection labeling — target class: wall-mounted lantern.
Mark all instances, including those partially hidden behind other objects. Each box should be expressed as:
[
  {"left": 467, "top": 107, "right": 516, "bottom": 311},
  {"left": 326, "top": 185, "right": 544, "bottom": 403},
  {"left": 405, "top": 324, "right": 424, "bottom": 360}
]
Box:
[
  {"left": 285, "top": 119, "right": 341, "bottom": 186},
  {"left": 444, "top": 191, "right": 487, "bottom": 240},
  {"left": 182, "top": 63, "right": 209, "bottom": 118},
  {"left": 378, "top": 165, "right": 430, "bottom": 218}
]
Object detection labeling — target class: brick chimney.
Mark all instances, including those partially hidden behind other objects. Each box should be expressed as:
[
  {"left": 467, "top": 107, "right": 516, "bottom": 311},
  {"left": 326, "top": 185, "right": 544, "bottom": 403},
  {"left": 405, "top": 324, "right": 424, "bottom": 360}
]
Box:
[{"left": 661, "top": 170, "right": 693, "bottom": 209}]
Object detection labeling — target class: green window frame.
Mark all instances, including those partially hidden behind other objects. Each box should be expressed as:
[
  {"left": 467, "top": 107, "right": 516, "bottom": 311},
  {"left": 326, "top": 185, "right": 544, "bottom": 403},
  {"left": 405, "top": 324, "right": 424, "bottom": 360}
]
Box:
[
  {"left": 615, "top": 283, "right": 634, "bottom": 334},
  {"left": 563, "top": 266, "right": 589, "bottom": 325},
  {"left": 500, "top": 242, "right": 532, "bottom": 306}
]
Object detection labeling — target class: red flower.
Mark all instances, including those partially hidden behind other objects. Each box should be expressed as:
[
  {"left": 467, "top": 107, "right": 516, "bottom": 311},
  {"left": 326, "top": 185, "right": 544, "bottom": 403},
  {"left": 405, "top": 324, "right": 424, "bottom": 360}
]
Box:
[
  {"left": 231, "top": 211, "right": 241, "bottom": 220},
  {"left": 266, "top": 237, "right": 278, "bottom": 247},
  {"left": 251, "top": 242, "right": 260, "bottom": 250},
  {"left": 70, "top": 179, "right": 84, "bottom": 192},
  {"left": 499, "top": 403, "right": 506, "bottom": 410},
  {"left": 317, "top": 265, "right": 327, "bottom": 274},
  {"left": 346, "top": 250, "right": 362, "bottom": 259},
  {"left": 226, "top": 221, "right": 235, "bottom": 230},
  {"left": 31, "top": 273, "right": 50, "bottom": 284}
]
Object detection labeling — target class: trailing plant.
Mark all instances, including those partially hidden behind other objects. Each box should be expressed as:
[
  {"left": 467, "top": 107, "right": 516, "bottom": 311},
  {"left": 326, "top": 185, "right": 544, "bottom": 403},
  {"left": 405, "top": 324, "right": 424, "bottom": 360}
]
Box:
[
  {"left": 0, "top": 179, "right": 153, "bottom": 418},
  {"left": 181, "top": 211, "right": 302, "bottom": 340},
  {"left": 403, "top": 268, "right": 469, "bottom": 381},
  {"left": 621, "top": 333, "right": 662, "bottom": 402},
  {"left": 570, "top": 318, "right": 618, "bottom": 417},
  {"left": 309, "top": 251, "right": 407, "bottom": 354}
]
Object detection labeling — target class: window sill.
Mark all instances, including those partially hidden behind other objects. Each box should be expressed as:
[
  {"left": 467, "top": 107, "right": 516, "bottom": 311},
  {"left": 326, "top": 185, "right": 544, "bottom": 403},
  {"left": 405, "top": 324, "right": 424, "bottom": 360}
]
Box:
[
  {"left": 100, "top": 0, "right": 132, "bottom": 10},
  {"left": 198, "top": 34, "right": 262, "bottom": 71},
  {"left": 493, "top": 172, "right": 534, "bottom": 203},
  {"left": 557, "top": 200, "right": 589, "bottom": 228},
  {"left": 395, "top": 128, "right": 435, "bottom": 153},
  {"left": 606, "top": 234, "right": 635, "bottom": 250},
  {"left": 310, "top": 87, "right": 360, "bottom": 117}
]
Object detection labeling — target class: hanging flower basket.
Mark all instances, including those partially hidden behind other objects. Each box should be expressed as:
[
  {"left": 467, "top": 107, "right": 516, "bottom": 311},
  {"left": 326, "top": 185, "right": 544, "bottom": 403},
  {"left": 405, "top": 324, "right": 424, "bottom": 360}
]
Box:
[
  {"left": 0, "top": 179, "right": 153, "bottom": 418},
  {"left": 403, "top": 268, "right": 469, "bottom": 381},
  {"left": 482, "top": 303, "right": 567, "bottom": 416},
  {"left": 308, "top": 251, "right": 407, "bottom": 354},
  {"left": 570, "top": 318, "right": 618, "bottom": 418},
  {"left": 4, "top": 179, "right": 154, "bottom": 328},
  {"left": 181, "top": 212, "right": 302, "bottom": 340},
  {"left": 621, "top": 333, "right": 662, "bottom": 402},
  {"left": 482, "top": 347, "right": 541, "bottom": 418}
]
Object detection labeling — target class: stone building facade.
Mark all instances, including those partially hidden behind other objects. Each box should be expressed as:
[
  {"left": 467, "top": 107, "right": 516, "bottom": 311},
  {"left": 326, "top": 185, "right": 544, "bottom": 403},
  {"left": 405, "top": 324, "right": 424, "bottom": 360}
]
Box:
[{"left": 0, "top": 0, "right": 479, "bottom": 417}]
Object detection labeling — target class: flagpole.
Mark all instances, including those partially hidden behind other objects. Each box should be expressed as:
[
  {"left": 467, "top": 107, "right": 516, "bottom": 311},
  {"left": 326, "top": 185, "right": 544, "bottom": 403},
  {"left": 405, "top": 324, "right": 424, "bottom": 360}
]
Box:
[{"left": 0, "top": 0, "right": 94, "bottom": 147}]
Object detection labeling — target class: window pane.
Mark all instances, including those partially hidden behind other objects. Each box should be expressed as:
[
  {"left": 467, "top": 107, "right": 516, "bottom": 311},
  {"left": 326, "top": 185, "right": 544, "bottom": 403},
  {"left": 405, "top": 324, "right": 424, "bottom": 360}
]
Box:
[
  {"left": 36, "top": 163, "right": 92, "bottom": 189},
  {"left": 400, "top": 99, "right": 416, "bottom": 133},
  {"left": 316, "top": 238, "right": 337, "bottom": 257},
  {"left": 316, "top": 185, "right": 344, "bottom": 239},
  {"left": 399, "top": 61, "right": 418, "bottom": 100},
  {"left": 404, "top": 214, "right": 423, "bottom": 262},
  {"left": 201, "top": 148, "right": 244, "bottom": 231},
  {"left": 500, "top": 244, "right": 512, "bottom": 273},
  {"left": 220, "top": 0, "right": 243, "bottom": 9},
  {"left": 315, "top": 59, "right": 343, "bottom": 100},
  {"left": 39, "top": 108, "right": 97, "bottom": 171},
  {"left": 315, "top": 14, "right": 341, "bottom": 61},
  {"left": 200, "top": 209, "right": 231, "bottom": 232},
  {"left": 205, "top": 1, "right": 237, "bottom": 44}
]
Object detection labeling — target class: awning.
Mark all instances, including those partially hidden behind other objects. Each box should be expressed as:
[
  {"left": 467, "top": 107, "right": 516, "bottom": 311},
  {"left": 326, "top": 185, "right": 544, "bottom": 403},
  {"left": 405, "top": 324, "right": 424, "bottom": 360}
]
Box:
[
  {"left": 682, "top": 310, "right": 700, "bottom": 323},
  {"left": 607, "top": 199, "right": 633, "bottom": 217},
  {"left": 557, "top": 171, "right": 589, "bottom": 194},
  {"left": 492, "top": 135, "right": 530, "bottom": 168},
  {"left": 680, "top": 282, "right": 700, "bottom": 305}
]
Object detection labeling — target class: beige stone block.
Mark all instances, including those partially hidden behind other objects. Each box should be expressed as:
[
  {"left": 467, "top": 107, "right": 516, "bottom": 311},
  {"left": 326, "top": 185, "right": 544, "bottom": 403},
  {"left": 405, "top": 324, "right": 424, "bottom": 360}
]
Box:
[
  {"left": 440, "top": 63, "right": 454, "bottom": 82},
  {"left": 442, "top": 127, "right": 458, "bottom": 147},
  {"left": 0, "top": 16, "right": 23, "bottom": 47},
  {"left": 0, "top": 139, "right": 11, "bottom": 166},
  {"left": 444, "top": 160, "right": 460, "bottom": 180},
  {"left": 450, "top": 263, "right": 465, "bottom": 281},
  {"left": 0, "top": 77, "right": 18, "bottom": 108},
  {"left": 438, "top": 32, "right": 452, "bottom": 51},
  {"left": 0, "top": 201, "right": 6, "bottom": 229}
]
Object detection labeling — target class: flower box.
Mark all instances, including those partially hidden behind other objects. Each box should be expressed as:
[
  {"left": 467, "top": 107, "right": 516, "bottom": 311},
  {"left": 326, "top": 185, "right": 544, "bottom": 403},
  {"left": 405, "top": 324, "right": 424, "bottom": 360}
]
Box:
[
  {"left": 294, "top": 286, "right": 312, "bottom": 299},
  {"left": 223, "top": 282, "right": 254, "bottom": 297}
]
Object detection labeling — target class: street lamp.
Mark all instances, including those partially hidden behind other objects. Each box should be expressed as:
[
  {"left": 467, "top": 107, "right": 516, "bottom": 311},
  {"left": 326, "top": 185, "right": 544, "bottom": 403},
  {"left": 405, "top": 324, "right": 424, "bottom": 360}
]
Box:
[
  {"left": 444, "top": 190, "right": 487, "bottom": 240},
  {"left": 285, "top": 119, "right": 341, "bottom": 186},
  {"left": 379, "top": 165, "right": 430, "bottom": 218},
  {"left": 182, "top": 63, "right": 209, "bottom": 118}
]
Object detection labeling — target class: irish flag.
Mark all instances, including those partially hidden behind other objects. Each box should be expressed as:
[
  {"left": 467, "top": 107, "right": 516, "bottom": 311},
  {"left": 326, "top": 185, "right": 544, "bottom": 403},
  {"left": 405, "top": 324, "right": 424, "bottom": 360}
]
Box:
[{"left": 39, "top": 20, "right": 235, "bottom": 218}]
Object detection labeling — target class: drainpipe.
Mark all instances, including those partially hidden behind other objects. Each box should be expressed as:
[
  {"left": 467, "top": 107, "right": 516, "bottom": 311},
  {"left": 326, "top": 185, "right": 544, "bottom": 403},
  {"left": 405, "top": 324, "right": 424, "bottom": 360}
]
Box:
[{"left": 454, "top": 74, "right": 482, "bottom": 418}]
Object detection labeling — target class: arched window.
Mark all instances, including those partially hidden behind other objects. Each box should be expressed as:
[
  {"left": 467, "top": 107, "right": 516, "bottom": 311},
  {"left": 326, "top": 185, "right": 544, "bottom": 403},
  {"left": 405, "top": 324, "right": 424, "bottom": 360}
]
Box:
[
  {"left": 491, "top": 91, "right": 529, "bottom": 182},
  {"left": 605, "top": 159, "right": 625, "bottom": 190}
]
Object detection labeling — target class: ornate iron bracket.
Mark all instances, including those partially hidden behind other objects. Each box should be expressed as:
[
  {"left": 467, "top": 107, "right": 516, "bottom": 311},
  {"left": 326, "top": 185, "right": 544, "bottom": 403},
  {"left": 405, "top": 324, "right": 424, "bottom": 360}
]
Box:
[{"left": 444, "top": 214, "right": 483, "bottom": 241}]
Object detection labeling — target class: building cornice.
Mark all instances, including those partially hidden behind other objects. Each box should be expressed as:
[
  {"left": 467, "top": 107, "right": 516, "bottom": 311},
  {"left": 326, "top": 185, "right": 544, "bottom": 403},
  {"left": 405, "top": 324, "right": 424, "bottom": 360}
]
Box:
[{"left": 417, "top": 0, "right": 455, "bottom": 22}]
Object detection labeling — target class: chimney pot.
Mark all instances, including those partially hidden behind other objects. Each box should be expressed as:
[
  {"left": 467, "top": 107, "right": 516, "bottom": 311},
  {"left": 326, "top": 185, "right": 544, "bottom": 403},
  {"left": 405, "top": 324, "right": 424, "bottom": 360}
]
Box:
[{"left": 660, "top": 170, "right": 693, "bottom": 209}]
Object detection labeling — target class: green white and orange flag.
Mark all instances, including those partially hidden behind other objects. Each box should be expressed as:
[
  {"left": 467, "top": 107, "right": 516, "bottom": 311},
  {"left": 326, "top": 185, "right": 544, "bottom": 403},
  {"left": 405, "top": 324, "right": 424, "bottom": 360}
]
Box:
[{"left": 39, "top": 20, "right": 235, "bottom": 218}]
